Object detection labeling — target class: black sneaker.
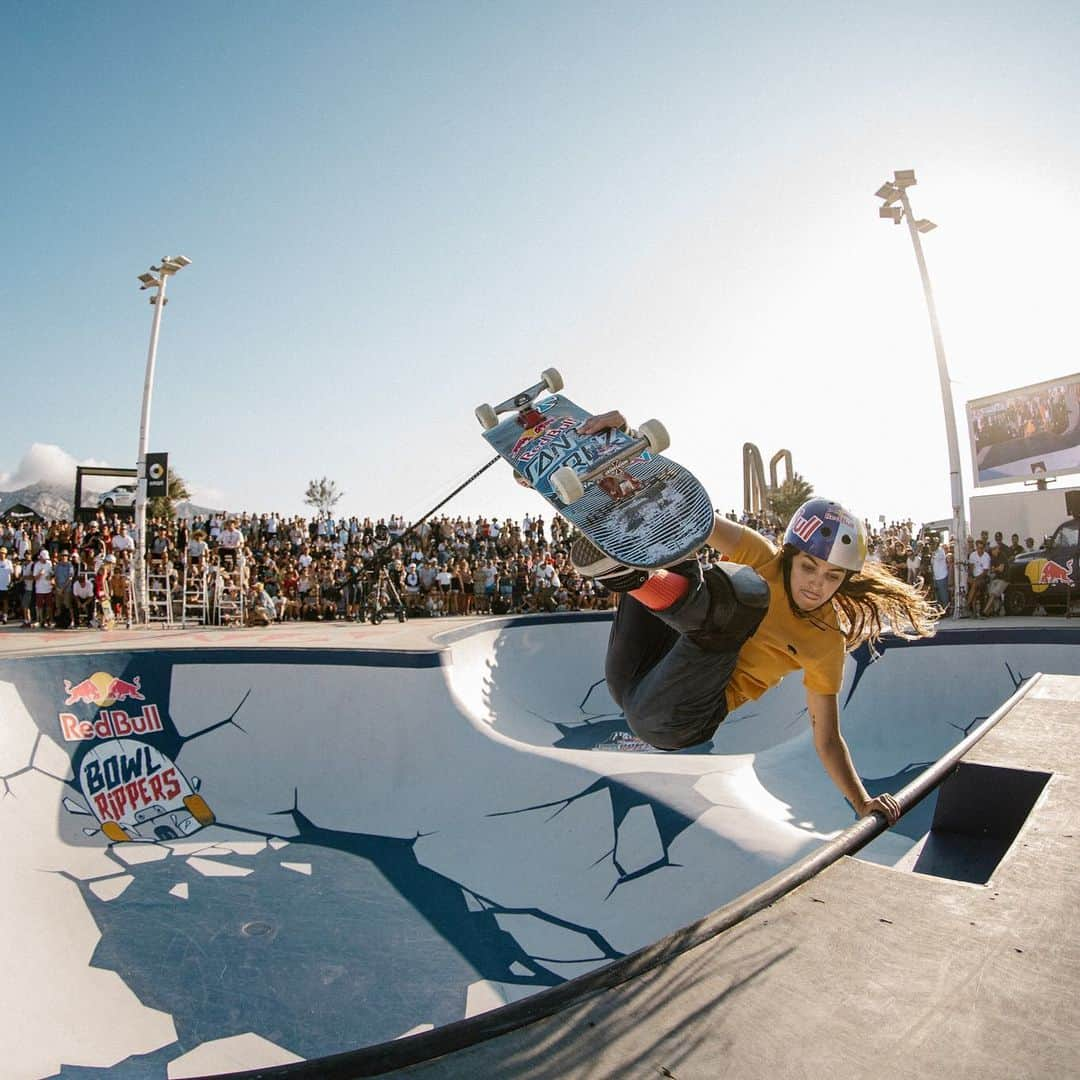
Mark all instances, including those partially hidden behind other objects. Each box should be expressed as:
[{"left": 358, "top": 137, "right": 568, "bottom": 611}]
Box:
[{"left": 570, "top": 535, "right": 648, "bottom": 592}]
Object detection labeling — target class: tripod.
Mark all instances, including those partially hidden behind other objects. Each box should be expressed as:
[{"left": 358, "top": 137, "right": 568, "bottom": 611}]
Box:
[{"left": 364, "top": 565, "right": 407, "bottom": 625}]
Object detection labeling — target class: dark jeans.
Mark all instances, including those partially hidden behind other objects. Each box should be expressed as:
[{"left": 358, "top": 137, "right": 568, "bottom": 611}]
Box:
[{"left": 605, "top": 563, "right": 769, "bottom": 751}]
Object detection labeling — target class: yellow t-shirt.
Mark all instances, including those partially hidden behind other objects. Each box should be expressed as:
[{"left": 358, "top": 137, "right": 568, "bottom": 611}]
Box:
[{"left": 724, "top": 525, "right": 845, "bottom": 712}]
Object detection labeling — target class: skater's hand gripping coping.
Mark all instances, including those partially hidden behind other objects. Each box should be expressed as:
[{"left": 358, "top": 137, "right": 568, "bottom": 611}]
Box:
[
  {"left": 855, "top": 793, "right": 901, "bottom": 826},
  {"left": 578, "top": 410, "right": 627, "bottom": 436}
]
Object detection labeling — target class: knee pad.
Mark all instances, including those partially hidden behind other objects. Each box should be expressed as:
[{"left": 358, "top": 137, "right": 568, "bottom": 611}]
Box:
[
  {"left": 690, "top": 563, "right": 769, "bottom": 654},
  {"left": 712, "top": 561, "right": 770, "bottom": 609}
]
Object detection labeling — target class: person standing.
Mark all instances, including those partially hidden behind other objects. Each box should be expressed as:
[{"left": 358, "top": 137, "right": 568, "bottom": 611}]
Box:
[
  {"left": 53, "top": 550, "right": 76, "bottom": 628},
  {"left": 931, "top": 539, "right": 950, "bottom": 613},
  {"left": 0, "top": 546, "right": 13, "bottom": 624},
  {"left": 33, "top": 549, "right": 55, "bottom": 628},
  {"left": 20, "top": 554, "right": 36, "bottom": 627},
  {"left": 967, "top": 539, "right": 991, "bottom": 617}
]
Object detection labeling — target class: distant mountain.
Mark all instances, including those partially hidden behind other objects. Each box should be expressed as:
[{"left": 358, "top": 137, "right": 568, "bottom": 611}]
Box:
[
  {"left": 172, "top": 499, "right": 225, "bottom": 520},
  {"left": 0, "top": 482, "right": 218, "bottom": 521},
  {"left": 0, "top": 482, "right": 74, "bottom": 520}
]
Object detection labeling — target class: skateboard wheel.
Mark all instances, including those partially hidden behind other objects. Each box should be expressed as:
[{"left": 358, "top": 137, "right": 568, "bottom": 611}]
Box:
[
  {"left": 552, "top": 465, "right": 585, "bottom": 504},
  {"left": 101, "top": 821, "right": 131, "bottom": 843},
  {"left": 183, "top": 793, "right": 216, "bottom": 826},
  {"left": 475, "top": 403, "right": 498, "bottom": 430},
  {"left": 541, "top": 367, "right": 563, "bottom": 393},
  {"left": 638, "top": 419, "right": 669, "bottom": 454}
]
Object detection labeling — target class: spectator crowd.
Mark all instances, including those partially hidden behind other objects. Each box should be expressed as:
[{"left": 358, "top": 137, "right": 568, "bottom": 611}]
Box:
[{"left": 0, "top": 505, "right": 1055, "bottom": 631}]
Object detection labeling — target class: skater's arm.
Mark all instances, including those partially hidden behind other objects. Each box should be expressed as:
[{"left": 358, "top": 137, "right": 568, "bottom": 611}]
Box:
[
  {"left": 706, "top": 514, "right": 747, "bottom": 556},
  {"left": 806, "top": 690, "right": 901, "bottom": 825}
]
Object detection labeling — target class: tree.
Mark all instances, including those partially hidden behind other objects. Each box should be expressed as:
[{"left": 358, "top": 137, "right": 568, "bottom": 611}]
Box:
[
  {"left": 304, "top": 477, "right": 343, "bottom": 517},
  {"left": 147, "top": 469, "right": 192, "bottom": 521},
  {"left": 768, "top": 473, "right": 815, "bottom": 528}
]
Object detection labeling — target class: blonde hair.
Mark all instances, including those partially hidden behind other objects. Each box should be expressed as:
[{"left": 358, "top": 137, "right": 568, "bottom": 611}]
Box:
[{"left": 781, "top": 544, "right": 941, "bottom": 652}]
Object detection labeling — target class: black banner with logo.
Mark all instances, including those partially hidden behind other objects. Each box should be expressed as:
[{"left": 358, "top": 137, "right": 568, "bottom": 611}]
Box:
[{"left": 146, "top": 452, "right": 169, "bottom": 498}]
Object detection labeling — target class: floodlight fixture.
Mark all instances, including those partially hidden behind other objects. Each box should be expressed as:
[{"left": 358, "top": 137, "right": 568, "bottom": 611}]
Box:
[
  {"left": 875, "top": 183, "right": 901, "bottom": 204},
  {"left": 893, "top": 169, "right": 917, "bottom": 188},
  {"left": 137, "top": 272, "right": 160, "bottom": 288},
  {"left": 156, "top": 255, "right": 192, "bottom": 274},
  {"left": 879, "top": 205, "right": 903, "bottom": 223},
  {"left": 915, "top": 219, "right": 937, "bottom": 233}
]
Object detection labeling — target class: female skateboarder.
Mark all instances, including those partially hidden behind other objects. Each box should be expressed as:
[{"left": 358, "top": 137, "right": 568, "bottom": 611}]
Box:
[{"left": 571, "top": 411, "right": 941, "bottom": 825}]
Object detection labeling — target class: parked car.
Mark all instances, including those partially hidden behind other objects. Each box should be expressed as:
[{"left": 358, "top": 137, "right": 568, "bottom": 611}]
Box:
[
  {"left": 1004, "top": 517, "right": 1079, "bottom": 615},
  {"left": 97, "top": 484, "right": 136, "bottom": 509}
]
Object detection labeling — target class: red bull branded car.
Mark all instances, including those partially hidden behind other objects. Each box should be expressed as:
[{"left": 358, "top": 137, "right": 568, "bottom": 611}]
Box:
[{"left": 1005, "top": 516, "right": 1080, "bottom": 615}]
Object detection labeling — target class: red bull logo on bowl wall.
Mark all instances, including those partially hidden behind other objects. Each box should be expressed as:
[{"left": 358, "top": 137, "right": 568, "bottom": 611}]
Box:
[
  {"left": 58, "top": 671, "right": 163, "bottom": 742},
  {"left": 63, "top": 672, "right": 145, "bottom": 707},
  {"left": 56, "top": 672, "right": 216, "bottom": 842}
]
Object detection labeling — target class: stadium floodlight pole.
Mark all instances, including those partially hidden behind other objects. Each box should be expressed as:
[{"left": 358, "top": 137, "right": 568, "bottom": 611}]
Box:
[
  {"left": 134, "top": 255, "right": 191, "bottom": 622},
  {"left": 875, "top": 171, "right": 968, "bottom": 615}
]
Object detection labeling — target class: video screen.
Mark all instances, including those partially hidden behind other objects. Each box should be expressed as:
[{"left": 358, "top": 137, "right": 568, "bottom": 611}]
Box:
[{"left": 966, "top": 373, "right": 1080, "bottom": 488}]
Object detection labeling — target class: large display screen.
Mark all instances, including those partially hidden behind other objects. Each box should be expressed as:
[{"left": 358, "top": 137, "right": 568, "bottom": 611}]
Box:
[{"left": 966, "top": 373, "right": 1080, "bottom": 488}]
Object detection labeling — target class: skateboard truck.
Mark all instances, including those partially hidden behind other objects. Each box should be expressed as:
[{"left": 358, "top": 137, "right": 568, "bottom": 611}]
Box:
[
  {"left": 551, "top": 420, "right": 669, "bottom": 504},
  {"left": 475, "top": 368, "right": 564, "bottom": 430}
]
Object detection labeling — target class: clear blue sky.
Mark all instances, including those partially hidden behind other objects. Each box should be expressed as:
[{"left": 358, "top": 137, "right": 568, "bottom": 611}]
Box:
[{"left": 4, "top": 1, "right": 1079, "bottom": 525}]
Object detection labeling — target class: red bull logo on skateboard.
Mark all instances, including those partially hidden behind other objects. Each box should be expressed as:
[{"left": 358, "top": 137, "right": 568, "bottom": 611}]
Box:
[
  {"left": 512, "top": 416, "right": 578, "bottom": 462},
  {"left": 1025, "top": 558, "right": 1075, "bottom": 593}
]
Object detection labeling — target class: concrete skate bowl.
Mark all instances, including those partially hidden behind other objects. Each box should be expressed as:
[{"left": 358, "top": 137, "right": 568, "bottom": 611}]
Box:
[{"left": 2, "top": 620, "right": 1078, "bottom": 1078}]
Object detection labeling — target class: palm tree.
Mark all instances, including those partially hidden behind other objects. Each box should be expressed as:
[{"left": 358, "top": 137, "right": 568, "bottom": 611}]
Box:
[
  {"left": 147, "top": 469, "right": 191, "bottom": 520},
  {"left": 769, "top": 473, "right": 814, "bottom": 528}
]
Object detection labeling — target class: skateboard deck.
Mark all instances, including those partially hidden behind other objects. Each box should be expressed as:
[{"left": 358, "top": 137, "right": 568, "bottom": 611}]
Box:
[{"left": 478, "top": 377, "right": 713, "bottom": 569}]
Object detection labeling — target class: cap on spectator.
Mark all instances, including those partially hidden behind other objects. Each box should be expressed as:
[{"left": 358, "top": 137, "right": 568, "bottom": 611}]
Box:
[
  {"left": 39, "top": 550, "right": 51, "bottom": 560},
  {"left": 105, "top": 554, "right": 117, "bottom": 563}
]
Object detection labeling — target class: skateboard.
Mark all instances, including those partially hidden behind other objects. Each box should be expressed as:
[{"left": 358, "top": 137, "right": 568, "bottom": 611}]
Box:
[{"left": 475, "top": 369, "right": 714, "bottom": 569}]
